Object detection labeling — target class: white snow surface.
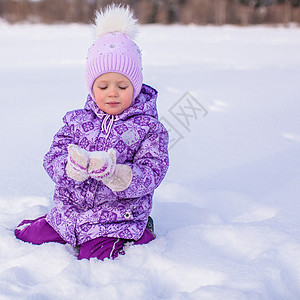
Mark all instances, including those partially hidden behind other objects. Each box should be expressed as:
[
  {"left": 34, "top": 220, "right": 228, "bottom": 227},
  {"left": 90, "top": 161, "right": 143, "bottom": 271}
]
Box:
[{"left": 0, "top": 22, "right": 300, "bottom": 299}]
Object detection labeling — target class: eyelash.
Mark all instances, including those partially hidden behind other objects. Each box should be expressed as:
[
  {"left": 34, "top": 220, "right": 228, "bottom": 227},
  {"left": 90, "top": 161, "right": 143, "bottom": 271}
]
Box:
[{"left": 98, "top": 86, "right": 127, "bottom": 90}]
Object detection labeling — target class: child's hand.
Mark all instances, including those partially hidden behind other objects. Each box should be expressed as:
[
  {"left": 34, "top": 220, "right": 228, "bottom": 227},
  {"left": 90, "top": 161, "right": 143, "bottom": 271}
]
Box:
[
  {"left": 66, "top": 144, "right": 89, "bottom": 182},
  {"left": 88, "top": 148, "right": 116, "bottom": 181}
]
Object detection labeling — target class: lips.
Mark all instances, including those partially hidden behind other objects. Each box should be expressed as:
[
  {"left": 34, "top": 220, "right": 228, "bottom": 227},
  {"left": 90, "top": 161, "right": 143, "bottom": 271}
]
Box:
[{"left": 106, "top": 102, "right": 120, "bottom": 107}]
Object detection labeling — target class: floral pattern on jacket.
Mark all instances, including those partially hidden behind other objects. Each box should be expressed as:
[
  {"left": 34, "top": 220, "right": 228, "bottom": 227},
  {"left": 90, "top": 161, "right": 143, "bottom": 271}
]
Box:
[{"left": 44, "top": 84, "right": 169, "bottom": 246}]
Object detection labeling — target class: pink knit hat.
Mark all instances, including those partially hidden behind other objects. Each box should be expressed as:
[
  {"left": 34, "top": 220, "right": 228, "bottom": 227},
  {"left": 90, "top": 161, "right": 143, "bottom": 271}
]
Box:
[{"left": 86, "top": 5, "right": 143, "bottom": 100}]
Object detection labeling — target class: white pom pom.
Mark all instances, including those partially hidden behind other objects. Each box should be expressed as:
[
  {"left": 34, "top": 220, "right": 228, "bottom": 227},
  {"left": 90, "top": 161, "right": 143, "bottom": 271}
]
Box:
[{"left": 94, "top": 4, "right": 138, "bottom": 40}]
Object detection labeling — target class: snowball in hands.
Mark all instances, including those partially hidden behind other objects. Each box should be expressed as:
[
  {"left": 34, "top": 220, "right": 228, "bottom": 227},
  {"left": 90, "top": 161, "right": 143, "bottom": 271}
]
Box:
[{"left": 88, "top": 148, "right": 116, "bottom": 181}]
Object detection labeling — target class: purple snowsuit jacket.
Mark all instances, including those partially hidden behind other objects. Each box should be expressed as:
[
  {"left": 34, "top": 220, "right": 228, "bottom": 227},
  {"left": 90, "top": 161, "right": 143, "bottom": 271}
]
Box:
[{"left": 44, "top": 84, "right": 169, "bottom": 247}]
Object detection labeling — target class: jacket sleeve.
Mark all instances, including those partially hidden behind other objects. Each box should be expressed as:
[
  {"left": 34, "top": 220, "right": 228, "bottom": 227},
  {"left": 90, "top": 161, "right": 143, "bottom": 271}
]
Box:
[
  {"left": 43, "top": 112, "right": 79, "bottom": 189},
  {"left": 114, "top": 121, "right": 169, "bottom": 198}
]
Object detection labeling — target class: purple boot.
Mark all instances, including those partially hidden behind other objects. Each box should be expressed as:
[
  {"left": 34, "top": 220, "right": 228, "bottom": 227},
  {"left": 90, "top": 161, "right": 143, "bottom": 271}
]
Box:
[{"left": 15, "top": 215, "right": 66, "bottom": 245}]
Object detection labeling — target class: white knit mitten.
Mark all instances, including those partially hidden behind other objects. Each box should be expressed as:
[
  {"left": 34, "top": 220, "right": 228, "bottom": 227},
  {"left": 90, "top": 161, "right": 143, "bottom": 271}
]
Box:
[
  {"left": 66, "top": 144, "right": 89, "bottom": 182},
  {"left": 103, "top": 164, "right": 133, "bottom": 192},
  {"left": 88, "top": 148, "right": 117, "bottom": 181}
]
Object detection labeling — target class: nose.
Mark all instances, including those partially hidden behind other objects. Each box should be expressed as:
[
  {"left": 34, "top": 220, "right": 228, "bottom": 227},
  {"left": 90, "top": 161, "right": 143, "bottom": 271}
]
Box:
[{"left": 108, "top": 87, "right": 118, "bottom": 98}]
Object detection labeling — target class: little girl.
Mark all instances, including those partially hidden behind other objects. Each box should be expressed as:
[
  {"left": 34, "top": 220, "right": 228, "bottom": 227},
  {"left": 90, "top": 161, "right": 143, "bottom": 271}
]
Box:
[{"left": 15, "top": 4, "right": 169, "bottom": 260}]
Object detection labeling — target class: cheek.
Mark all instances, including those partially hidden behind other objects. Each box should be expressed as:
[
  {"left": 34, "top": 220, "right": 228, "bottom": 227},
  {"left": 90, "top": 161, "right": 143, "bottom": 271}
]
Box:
[
  {"left": 127, "top": 87, "right": 134, "bottom": 101},
  {"left": 125, "top": 91, "right": 134, "bottom": 105},
  {"left": 94, "top": 91, "right": 105, "bottom": 108}
]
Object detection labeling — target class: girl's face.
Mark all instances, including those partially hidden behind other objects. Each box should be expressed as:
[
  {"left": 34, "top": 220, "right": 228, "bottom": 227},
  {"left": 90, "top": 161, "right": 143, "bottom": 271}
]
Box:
[{"left": 92, "top": 72, "right": 134, "bottom": 115}]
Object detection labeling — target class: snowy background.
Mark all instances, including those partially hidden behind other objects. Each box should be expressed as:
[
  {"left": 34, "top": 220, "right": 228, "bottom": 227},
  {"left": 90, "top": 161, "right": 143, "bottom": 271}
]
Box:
[{"left": 0, "top": 22, "right": 300, "bottom": 299}]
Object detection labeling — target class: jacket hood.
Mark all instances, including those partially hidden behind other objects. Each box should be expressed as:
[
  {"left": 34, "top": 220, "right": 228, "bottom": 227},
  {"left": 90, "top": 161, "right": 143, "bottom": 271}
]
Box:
[{"left": 84, "top": 84, "right": 159, "bottom": 120}]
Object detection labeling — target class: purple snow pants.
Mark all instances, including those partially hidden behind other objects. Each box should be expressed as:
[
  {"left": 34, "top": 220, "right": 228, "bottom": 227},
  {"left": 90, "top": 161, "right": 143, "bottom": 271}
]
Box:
[{"left": 15, "top": 215, "right": 155, "bottom": 260}]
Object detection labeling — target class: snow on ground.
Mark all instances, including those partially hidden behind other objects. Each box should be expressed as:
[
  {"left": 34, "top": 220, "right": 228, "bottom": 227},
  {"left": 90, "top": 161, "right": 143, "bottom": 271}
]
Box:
[{"left": 0, "top": 21, "right": 300, "bottom": 299}]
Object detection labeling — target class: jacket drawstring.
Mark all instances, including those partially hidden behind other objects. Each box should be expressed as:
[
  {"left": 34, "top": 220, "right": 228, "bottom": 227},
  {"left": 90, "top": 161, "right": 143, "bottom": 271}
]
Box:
[{"left": 101, "top": 114, "right": 119, "bottom": 139}]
